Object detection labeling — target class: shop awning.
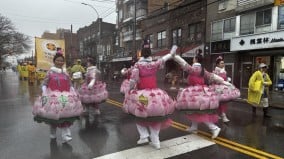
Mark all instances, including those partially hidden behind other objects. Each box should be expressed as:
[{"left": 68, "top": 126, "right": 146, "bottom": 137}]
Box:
[
  {"left": 152, "top": 44, "right": 204, "bottom": 59},
  {"left": 111, "top": 57, "right": 132, "bottom": 62}
]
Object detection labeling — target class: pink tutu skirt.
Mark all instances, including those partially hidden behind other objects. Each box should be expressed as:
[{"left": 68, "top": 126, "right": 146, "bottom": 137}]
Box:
[
  {"left": 176, "top": 86, "right": 219, "bottom": 110},
  {"left": 136, "top": 118, "right": 173, "bottom": 130},
  {"left": 78, "top": 81, "right": 109, "bottom": 104},
  {"left": 209, "top": 84, "right": 240, "bottom": 102},
  {"left": 33, "top": 89, "right": 83, "bottom": 120},
  {"left": 123, "top": 88, "right": 175, "bottom": 118},
  {"left": 186, "top": 114, "right": 219, "bottom": 123},
  {"left": 120, "top": 79, "right": 130, "bottom": 94}
]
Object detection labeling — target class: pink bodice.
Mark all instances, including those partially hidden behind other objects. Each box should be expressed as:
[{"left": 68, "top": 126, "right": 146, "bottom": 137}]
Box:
[
  {"left": 131, "top": 59, "right": 163, "bottom": 89},
  {"left": 186, "top": 65, "right": 211, "bottom": 86},
  {"left": 137, "top": 64, "right": 158, "bottom": 89},
  {"left": 213, "top": 67, "right": 227, "bottom": 81},
  {"left": 48, "top": 73, "right": 70, "bottom": 92}
]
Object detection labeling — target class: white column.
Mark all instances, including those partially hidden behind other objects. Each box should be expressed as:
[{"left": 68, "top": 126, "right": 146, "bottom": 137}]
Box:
[
  {"left": 272, "top": 6, "right": 279, "bottom": 31},
  {"left": 235, "top": 15, "right": 240, "bottom": 37}
]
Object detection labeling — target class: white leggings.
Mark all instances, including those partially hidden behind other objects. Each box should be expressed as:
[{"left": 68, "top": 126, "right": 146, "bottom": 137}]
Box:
[{"left": 136, "top": 124, "right": 160, "bottom": 144}]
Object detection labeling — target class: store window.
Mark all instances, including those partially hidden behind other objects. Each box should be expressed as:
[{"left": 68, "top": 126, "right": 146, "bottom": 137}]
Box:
[{"left": 275, "top": 56, "right": 284, "bottom": 91}]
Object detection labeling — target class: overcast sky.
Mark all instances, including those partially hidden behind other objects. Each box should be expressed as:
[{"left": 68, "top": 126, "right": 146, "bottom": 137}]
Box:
[{"left": 0, "top": 0, "right": 116, "bottom": 55}]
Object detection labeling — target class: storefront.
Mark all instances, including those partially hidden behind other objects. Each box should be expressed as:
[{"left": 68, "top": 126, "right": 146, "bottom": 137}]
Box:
[
  {"left": 231, "top": 31, "right": 284, "bottom": 91},
  {"left": 210, "top": 40, "right": 238, "bottom": 85}
]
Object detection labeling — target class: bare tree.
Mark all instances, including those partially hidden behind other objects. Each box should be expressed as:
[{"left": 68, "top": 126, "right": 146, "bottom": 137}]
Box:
[{"left": 0, "top": 14, "right": 31, "bottom": 56}]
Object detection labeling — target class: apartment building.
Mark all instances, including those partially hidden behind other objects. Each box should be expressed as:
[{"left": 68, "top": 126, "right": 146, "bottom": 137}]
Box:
[
  {"left": 77, "top": 18, "right": 116, "bottom": 68},
  {"left": 208, "top": 0, "right": 284, "bottom": 91}
]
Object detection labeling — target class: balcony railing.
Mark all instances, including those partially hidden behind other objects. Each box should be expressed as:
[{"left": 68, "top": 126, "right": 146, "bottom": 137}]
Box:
[{"left": 236, "top": 0, "right": 274, "bottom": 12}]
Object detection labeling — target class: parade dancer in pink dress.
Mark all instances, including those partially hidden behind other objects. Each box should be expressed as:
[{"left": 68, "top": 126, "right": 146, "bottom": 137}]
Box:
[
  {"left": 173, "top": 52, "right": 233, "bottom": 139},
  {"left": 123, "top": 43, "right": 177, "bottom": 149},
  {"left": 212, "top": 56, "right": 240, "bottom": 122},
  {"left": 78, "top": 58, "right": 108, "bottom": 122},
  {"left": 33, "top": 52, "right": 83, "bottom": 143}
]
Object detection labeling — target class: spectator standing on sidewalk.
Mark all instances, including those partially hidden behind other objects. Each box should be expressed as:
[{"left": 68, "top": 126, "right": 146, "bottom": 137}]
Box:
[{"left": 248, "top": 63, "right": 272, "bottom": 118}]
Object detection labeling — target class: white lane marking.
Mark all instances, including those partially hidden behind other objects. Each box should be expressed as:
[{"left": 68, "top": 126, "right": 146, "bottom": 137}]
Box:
[{"left": 93, "top": 134, "right": 215, "bottom": 159}]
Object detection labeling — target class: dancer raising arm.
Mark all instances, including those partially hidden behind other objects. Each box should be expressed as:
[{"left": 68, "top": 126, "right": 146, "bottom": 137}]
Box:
[
  {"left": 173, "top": 51, "right": 233, "bottom": 139},
  {"left": 123, "top": 42, "right": 177, "bottom": 149}
]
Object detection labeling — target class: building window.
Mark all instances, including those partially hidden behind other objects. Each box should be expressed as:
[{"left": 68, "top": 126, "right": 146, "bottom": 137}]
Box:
[
  {"left": 146, "top": 34, "right": 154, "bottom": 48},
  {"left": 278, "top": 6, "right": 284, "bottom": 29},
  {"left": 256, "top": 9, "right": 271, "bottom": 27},
  {"left": 149, "top": 34, "right": 154, "bottom": 48},
  {"left": 172, "top": 28, "right": 182, "bottom": 45},
  {"left": 223, "top": 18, "right": 235, "bottom": 39},
  {"left": 240, "top": 13, "right": 255, "bottom": 35},
  {"left": 157, "top": 30, "right": 166, "bottom": 48},
  {"left": 211, "top": 21, "right": 223, "bottom": 41},
  {"left": 188, "top": 23, "right": 201, "bottom": 41}
]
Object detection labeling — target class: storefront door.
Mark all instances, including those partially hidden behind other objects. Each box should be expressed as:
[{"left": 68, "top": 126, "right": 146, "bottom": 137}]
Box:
[
  {"left": 241, "top": 62, "right": 252, "bottom": 89},
  {"left": 225, "top": 63, "right": 234, "bottom": 84}
]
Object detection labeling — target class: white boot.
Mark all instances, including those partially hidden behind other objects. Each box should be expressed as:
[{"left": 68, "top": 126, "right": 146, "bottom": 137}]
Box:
[
  {"left": 221, "top": 113, "right": 230, "bottom": 123},
  {"left": 61, "top": 127, "right": 72, "bottom": 143},
  {"left": 94, "top": 108, "right": 101, "bottom": 115},
  {"left": 149, "top": 127, "right": 161, "bottom": 149},
  {"left": 50, "top": 126, "right": 56, "bottom": 139},
  {"left": 136, "top": 124, "right": 149, "bottom": 144},
  {"left": 205, "top": 122, "right": 221, "bottom": 139},
  {"left": 185, "top": 122, "right": 198, "bottom": 133}
]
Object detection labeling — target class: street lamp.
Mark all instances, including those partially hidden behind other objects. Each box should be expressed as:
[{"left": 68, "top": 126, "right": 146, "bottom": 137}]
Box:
[
  {"left": 81, "top": 2, "right": 102, "bottom": 69},
  {"left": 81, "top": 2, "right": 100, "bottom": 19}
]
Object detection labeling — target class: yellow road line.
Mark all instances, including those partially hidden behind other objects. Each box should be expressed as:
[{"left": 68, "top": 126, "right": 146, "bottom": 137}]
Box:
[
  {"left": 173, "top": 118, "right": 283, "bottom": 159},
  {"left": 106, "top": 98, "right": 283, "bottom": 159}
]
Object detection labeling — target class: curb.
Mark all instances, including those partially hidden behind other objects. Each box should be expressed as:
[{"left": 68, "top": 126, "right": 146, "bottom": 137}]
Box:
[{"left": 233, "top": 98, "right": 284, "bottom": 110}]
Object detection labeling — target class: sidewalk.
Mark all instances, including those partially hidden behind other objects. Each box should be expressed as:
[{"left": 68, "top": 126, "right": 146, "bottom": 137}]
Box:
[
  {"left": 235, "top": 89, "right": 284, "bottom": 109},
  {"left": 159, "top": 82, "right": 284, "bottom": 109}
]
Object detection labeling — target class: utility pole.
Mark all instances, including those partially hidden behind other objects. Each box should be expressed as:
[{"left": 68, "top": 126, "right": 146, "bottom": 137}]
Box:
[{"left": 133, "top": 0, "right": 137, "bottom": 58}]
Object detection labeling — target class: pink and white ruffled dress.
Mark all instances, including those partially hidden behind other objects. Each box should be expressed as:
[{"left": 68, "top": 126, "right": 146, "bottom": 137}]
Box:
[
  {"left": 33, "top": 67, "right": 83, "bottom": 124},
  {"left": 210, "top": 67, "right": 240, "bottom": 102},
  {"left": 176, "top": 63, "right": 220, "bottom": 123},
  {"left": 123, "top": 58, "right": 176, "bottom": 119},
  {"left": 78, "top": 66, "right": 109, "bottom": 104}
]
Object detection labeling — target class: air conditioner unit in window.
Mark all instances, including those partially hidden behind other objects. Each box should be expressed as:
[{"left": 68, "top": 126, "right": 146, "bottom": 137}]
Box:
[{"left": 218, "top": 2, "right": 226, "bottom": 10}]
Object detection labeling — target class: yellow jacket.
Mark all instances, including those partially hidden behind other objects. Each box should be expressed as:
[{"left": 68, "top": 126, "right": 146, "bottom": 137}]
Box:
[{"left": 247, "top": 70, "right": 272, "bottom": 106}]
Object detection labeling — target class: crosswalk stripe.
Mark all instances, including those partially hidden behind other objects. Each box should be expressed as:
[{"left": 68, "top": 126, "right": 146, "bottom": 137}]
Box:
[{"left": 93, "top": 134, "right": 215, "bottom": 159}]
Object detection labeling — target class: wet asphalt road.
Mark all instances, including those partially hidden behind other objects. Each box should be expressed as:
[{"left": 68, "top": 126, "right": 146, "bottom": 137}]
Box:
[{"left": 0, "top": 71, "right": 283, "bottom": 159}]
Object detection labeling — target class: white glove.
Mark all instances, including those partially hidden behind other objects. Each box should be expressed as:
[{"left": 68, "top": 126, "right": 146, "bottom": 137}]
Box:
[
  {"left": 227, "top": 77, "right": 231, "bottom": 82},
  {"left": 121, "top": 68, "right": 128, "bottom": 75},
  {"left": 174, "top": 55, "right": 188, "bottom": 68},
  {"left": 88, "top": 79, "right": 95, "bottom": 89},
  {"left": 70, "top": 87, "right": 75, "bottom": 92},
  {"left": 161, "top": 45, "right": 178, "bottom": 62},
  {"left": 42, "top": 85, "right": 47, "bottom": 95},
  {"left": 169, "top": 45, "right": 178, "bottom": 56},
  {"left": 223, "top": 81, "right": 235, "bottom": 88},
  {"left": 129, "top": 79, "right": 136, "bottom": 90}
]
